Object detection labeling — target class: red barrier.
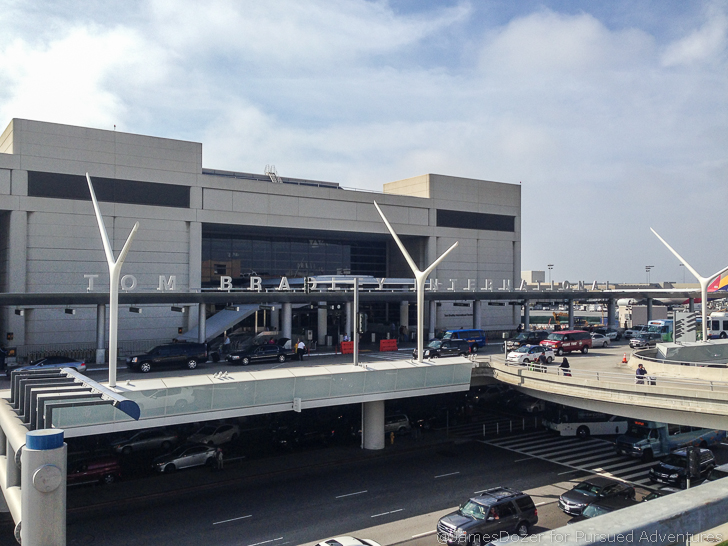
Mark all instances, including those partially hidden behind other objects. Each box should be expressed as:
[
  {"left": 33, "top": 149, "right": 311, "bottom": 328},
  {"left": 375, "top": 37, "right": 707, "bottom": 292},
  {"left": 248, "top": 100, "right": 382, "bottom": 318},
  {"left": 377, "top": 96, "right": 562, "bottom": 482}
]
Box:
[
  {"left": 379, "top": 339, "right": 398, "bottom": 352},
  {"left": 341, "top": 341, "right": 354, "bottom": 354}
]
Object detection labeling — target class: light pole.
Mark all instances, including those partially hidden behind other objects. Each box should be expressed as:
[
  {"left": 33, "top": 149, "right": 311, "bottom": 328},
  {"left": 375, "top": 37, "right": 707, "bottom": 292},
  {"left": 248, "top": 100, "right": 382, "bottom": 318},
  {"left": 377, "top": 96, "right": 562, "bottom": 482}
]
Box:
[
  {"left": 645, "top": 265, "right": 654, "bottom": 284},
  {"left": 547, "top": 264, "right": 554, "bottom": 284},
  {"left": 679, "top": 263, "right": 686, "bottom": 283}
]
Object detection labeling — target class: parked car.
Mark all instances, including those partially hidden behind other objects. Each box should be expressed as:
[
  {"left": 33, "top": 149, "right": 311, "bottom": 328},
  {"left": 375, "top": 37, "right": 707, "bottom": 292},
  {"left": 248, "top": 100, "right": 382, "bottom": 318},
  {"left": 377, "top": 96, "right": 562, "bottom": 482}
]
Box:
[
  {"left": 111, "top": 428, "right": 179, "bottom": 455},
  {"left": 442, "top": 329, "right": 487, "bottom": 352},
  {"left": 504, "top": 330, "right": 550, "bottom": 352},
  {"left": 270, "top": 423, "right": 336, "bottom": 450},
  {"left": 590, "top": 333, "right": 610, "bottom": 348},
  {"left": 466, "top": 385, "right": 510, "bottom": 406},
  {"left": 629, "top": 333, "right": 662, "bottom": 349},
  {"left": 384, "top": 414, "right": 411, "bottom": 434},
  {"left": 126, "top": 342, "right": 208, "bottom": 373},
  {"left": 593, "top": 327, "right": 621, "bottom": 341},
  {"left": 705, "top": 462, "right": 728, "bottom": 482},
  {"left": 624, "top": 325, "right": 649, "bottom": 339},
  {"left": 648, "top": 447, "right": 716, "bottom": 488},
  {"left": 413, "top": 339, "right": 470, "bottom": 359},
  {"left": 226, "top": 340, "right": 290, "bottom": 365},
  {"left": 641, "top": 486, "right": 681, "bottom": 501},
  {"left": 437, "top": 486, "right": 538, "bottom": 544},
  {"left": 567, "top": 496, "right": 638, "bottom": 523},
  {"left": 314, "top": 537, "right": 381, "bottom": 546},
  {"left": 558, "top": 477, "right": 635, "bottom": 515},
  {"left": 67, "top": 456, "right": 122, "bottom": 486},
  {"left": 10, "top": 356, "right": 87, "bottom": 376},
  {"left": 540, "top": 330, "right": 592, "bottom": 356},
  {"left": 187, "top": 423, "right": 240, "bottom": 446},
  {"left": 152, "top": 443, "right": 217, "bottom": 473},
  {"left": 506, "top": 345, "right": 555, "bottom": 366}
]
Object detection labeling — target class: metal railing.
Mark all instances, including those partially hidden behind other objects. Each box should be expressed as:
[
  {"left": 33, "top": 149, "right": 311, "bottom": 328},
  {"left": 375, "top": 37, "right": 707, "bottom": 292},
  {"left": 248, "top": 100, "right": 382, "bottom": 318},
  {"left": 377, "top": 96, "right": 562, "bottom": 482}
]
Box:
[{"left": 13, "top": 338, "right": 171, "bottom": 364}]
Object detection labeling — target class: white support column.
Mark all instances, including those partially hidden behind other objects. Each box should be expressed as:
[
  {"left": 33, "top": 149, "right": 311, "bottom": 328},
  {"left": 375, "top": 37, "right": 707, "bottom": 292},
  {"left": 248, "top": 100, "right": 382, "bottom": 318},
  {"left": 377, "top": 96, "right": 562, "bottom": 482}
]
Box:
[
  {"left": 689, "top": 298, "right": 695, "bottom": 313},
  {"left": 524, "top": 302, "right": 531, "bottom": 331},
  {"left": 317, "top": 302, "right": 327, "bottom": 346},
  {"left": 197, "top": 304, "right": 207, "bottom": 344},
  {"left": 429, "top": 300, "right": 437, "bottom": 340},
  {"left": 8, "top": 210, "right": 27, "bottom": 346},
  {"left": 362, "top": 400, "right": 385, "bottom": 450},
  {"left": 473, "top": 300, "right": 482, "bottom": 330},
  {"left": 568, "top": 299, "right": 575, "bottom": 329},
  {"left": 271, "top": 307, "right": 280, "bottom": 332},
  {"left": 95, "top": 304, "right": 106, "bottom": 365},
  {"left": 282, "top": 303, "right": 292, "bottom": 341},
  {"left": 345, "top": 302, "right": 353, "bottom": 339}
]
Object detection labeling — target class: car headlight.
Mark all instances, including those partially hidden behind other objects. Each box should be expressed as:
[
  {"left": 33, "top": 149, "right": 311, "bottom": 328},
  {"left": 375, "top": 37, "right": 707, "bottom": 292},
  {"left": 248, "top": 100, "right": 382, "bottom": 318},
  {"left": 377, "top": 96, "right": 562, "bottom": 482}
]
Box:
[
  {"left": 131, "top": 357, "right": 138, "bottom": 363},
  {"left": 669, "top": 473, "right": 679, "bottom": 479},
  {"left": 231, "top": 355, "right": 239, "bottom": 360},
  {"left": 424, "top": 350, "right": 430, "bottom": 356}
]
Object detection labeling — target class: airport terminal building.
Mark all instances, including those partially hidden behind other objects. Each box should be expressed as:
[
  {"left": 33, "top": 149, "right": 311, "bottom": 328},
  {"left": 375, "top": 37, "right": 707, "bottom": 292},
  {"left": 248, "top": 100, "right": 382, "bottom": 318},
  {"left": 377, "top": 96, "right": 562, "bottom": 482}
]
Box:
[{"left": 0, "top": 119, "right": 520, "bottom": 356}]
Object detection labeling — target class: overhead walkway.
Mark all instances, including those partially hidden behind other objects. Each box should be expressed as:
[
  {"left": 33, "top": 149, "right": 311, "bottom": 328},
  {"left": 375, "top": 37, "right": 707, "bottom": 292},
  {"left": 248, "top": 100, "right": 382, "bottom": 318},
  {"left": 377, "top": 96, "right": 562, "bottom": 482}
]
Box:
[{"left": 475, "top": 357, "right": 728, "bottom": 429}]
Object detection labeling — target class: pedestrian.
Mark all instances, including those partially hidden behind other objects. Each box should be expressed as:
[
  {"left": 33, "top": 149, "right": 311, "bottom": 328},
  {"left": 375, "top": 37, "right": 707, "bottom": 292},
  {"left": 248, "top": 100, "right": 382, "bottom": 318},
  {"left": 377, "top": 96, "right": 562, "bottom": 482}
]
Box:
[
  {"left": 297, "top": 339, "right": 306, "bottom": 361},
  {"left": 560, "top": 357, "right": 571, "bottom": 377},
  {"left": 215, "top": 448, "right": 223, "bottom": 470},
  {"left": 343, "top": 333, "right": 350, "bottom": 342},
  {"left": 222, "top": 333, "right": 231, "bottom": 355},
  {"left": 635, "top": 363, "right": 648, "bottom": 384},
  {"left": 537, "top": 353, "right": 548, "bottom": 372},
  {"left": 516, "top": 323, "right": 523, "bottom": 334},
  {"left": 0, "top": 344, "right": 7, "bottom": 375}
]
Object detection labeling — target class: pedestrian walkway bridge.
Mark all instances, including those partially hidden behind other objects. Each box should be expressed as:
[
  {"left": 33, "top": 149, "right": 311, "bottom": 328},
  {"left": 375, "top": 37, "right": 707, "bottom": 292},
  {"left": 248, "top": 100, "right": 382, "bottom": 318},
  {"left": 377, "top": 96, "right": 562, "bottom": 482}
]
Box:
[{"left": 475, "top": 358, "right": 728, "bottom": 429}]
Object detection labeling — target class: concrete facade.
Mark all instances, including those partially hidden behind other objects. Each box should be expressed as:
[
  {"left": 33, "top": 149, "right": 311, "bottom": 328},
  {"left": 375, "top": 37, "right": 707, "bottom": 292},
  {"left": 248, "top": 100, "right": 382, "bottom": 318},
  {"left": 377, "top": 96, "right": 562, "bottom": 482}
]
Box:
[{"left": 0, "top": 119, "right": 521, "bottom": 350}]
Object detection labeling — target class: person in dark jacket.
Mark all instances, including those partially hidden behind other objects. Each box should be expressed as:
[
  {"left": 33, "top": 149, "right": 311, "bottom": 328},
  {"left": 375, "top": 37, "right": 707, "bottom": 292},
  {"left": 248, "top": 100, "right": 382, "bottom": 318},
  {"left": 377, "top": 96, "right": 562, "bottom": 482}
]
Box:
[
  {"left": 635, "top": 363, "right": 648, "bottom": 384},
  {"left": 560, "top": 357, "right": 571, "bottom": 376}
]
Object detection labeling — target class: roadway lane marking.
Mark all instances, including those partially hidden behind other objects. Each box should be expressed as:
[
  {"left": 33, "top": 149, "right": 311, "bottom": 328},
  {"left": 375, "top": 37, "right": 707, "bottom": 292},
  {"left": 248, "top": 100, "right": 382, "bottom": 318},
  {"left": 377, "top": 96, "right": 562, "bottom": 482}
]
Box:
[
  {"left": 213, "top": 514, "right": 252, "bottom": 525},
  {"left": 336, "top": 490, "right": 368, "bottom": 498},
  {"left": 246, "top": 538, "right": 284, "bottom": 546},
  {"left": 372, "top": 508, "right": 404, "bottom": 518},
  {"left": 412, "top": 531, "right": 436, "bottom": 538},
  {"left": 557, "top": 469, "right": 581, "bottom": 475},
  {"left": 514, "top": 457, "right": 532, "bottom": 462},
  {"left": 435, "top": 472, "right": 460, "bottom": 479}
]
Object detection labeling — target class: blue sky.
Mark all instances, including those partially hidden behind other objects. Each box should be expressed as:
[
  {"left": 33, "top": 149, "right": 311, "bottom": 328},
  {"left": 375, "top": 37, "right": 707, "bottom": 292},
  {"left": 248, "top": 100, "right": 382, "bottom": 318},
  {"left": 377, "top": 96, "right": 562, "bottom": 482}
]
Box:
[{"left": 1, "top": 0, "right": 726, "bottom": 283}]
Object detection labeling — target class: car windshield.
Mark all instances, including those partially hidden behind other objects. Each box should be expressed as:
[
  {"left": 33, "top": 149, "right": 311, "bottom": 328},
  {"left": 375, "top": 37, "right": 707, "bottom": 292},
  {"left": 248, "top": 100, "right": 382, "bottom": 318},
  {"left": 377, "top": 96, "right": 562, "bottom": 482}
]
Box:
[
  {"left": 195, "top": 426, "right": 216, "bottom": 435},
  {"left": 707, "top": 468, "right": 728, "bottom": 481},
  {"left": 547, "top": 333, "right": 565, "bottom": 341},
  {"left": 514, "top": 333, "right": 529, "bottom": 341},
  {"left": 443, "top": 332, "right": 453, "bottom": 340},
  {"left": 581, "top": 504, "right": 610, "bottom": 518},
  {"left": 573, "top": 482, "right": 601, "bottom": 495},
  {"left": 460, "top": 500, "right": 488, "bottom": 520},
  {"left": 625, "top": 425, "right": 650, "bottom": 439},
  {"left": 515, "top": 346, "right": 531, "bottom": 353},
  {"left": 662, "top": 454, "right": 686, "bottom": 467},
  {"left": 427, "top": 340, "right": 442, "bottom": 349}
]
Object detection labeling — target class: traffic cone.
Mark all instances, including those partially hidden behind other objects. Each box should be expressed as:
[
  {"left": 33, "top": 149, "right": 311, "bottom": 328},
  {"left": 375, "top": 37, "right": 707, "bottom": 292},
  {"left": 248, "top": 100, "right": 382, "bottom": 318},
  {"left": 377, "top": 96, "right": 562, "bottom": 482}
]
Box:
[{"left": 622, "top": 353, "right": 628, "bottom": 364}]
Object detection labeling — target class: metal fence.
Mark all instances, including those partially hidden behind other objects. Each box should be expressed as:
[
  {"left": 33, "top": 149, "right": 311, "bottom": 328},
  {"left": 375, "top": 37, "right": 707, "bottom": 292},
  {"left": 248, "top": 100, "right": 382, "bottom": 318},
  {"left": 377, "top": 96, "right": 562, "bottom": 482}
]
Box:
[{"left": 14, "top": 338, "right": 171, "bottom": 364}]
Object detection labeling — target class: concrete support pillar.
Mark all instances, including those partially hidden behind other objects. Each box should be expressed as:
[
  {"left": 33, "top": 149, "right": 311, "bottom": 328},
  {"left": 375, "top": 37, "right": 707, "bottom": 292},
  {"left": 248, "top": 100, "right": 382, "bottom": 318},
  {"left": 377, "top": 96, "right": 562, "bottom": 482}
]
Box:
[
  {"left": 271, "top": 306, "right": 280, "bottom": 332},
  {"left": 568, "top": 299, "right": 575, "bottom": 329},
  {"left": 429, "top": 300, "right": 437, "bottom": 340},
  {"left": 689, "top": 298, "right": 695, "bottom": 313},
  {"left": 607, "top": 299, "right": 615, "bottom": 328},
  {"left": 197, "top": 304, "right": 207, "bottom": 344},
  {"left": 362, "top": 400, "right": 385, "bottom": 450},
  {"left": 647, "top": 298, "right": 653, "bottom": 322},
  {"left": 345, "top": 302, "right": 353, "bottom": 339},
  {"left": 317, "top": 302, "right": 327, "bottom": 346},
  {"left": 8, "top": 210, "right": 27, "bottom": 346},
  {"left": 524, "top": 302, "right": 530, "bottom": 331},
  {"left": 282, "top": 303, "right": 292, "bottom": 342},
  {"left": 473, "top": 300, "right": 482, "bottom": 330},
  {"left": 400, "top": 301, "right": 409, "bottom": 340},
  {"left": 95, "top": 304, "right": 106, "bottom": 365}
]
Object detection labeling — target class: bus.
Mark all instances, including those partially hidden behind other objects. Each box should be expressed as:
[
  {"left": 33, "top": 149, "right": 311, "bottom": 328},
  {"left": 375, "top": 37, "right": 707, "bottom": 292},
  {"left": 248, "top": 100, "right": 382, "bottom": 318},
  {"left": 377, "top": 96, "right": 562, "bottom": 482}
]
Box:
[
  {"left": 707, "top": 312, "right": 728, "bottom": 339},
  {"left": 647, "top": 319, "right": 673, "bottom": 342},
  {"left": 541, "top": 404, "right": 629, "bottom": 438}
]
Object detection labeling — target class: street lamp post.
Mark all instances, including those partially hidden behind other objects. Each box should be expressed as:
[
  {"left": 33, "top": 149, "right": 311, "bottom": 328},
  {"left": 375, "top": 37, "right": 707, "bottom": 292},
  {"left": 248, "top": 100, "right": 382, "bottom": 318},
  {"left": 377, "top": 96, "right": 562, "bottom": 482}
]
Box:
[
  {"left": 679, "top": 263, "right": 686, "bottom": 283},
  {"left": 645, "top": 265, "right": 654, "bottom": 284},
  {"left": 547, "top": 264, "right": 554, "bottom": 284}
]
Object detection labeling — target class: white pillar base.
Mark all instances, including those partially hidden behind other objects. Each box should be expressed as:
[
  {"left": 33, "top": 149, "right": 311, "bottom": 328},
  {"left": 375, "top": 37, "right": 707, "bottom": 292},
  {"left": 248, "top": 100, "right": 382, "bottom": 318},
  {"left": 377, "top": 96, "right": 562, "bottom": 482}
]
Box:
[{"left": 362, "top": 400, "right": 385, "bottom": 450}]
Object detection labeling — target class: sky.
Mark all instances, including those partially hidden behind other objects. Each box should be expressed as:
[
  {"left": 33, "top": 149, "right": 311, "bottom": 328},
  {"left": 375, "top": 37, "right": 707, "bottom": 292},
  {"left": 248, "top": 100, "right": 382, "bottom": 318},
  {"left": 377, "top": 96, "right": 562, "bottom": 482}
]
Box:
[{"left": 1, "top": 0, "right": 726, "bottom": 284}]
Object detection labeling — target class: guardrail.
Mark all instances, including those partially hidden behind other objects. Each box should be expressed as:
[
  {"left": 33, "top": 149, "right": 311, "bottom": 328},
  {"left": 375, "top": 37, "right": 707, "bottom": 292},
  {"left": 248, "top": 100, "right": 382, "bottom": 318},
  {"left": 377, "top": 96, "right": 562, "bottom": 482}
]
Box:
[{"left": 633, "top": 349, "right": 728, "bottom": 368}]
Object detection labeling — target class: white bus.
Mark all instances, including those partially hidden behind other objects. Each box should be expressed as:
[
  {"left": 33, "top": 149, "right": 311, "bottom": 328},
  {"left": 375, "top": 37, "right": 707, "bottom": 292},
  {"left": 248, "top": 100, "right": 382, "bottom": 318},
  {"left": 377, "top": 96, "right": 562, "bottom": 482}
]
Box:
[
  {"left": 542, "top": 405, "right": 629, "bottom": 438},
  {"left": 707, "top": 312, "right": 728, "bottom": 339}
]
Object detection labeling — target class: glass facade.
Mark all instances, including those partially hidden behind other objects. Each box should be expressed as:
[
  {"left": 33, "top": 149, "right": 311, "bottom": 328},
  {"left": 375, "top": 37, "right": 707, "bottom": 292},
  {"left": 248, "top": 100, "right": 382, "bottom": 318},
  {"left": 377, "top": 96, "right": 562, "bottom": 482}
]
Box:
[{"left": 201, "top": 230, "right": 387, "bottom": 287}]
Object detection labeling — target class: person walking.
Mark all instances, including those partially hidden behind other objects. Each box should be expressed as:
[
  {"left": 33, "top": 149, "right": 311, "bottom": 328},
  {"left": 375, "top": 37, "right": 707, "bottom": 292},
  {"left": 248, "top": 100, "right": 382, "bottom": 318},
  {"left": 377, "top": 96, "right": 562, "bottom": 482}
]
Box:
[
  {"left": 635, "top": 363, "right": 648, "bottom": 384},
  {"left": 222, "top": 333, "right": 231, "bottom": 355},
  {"left": 560, "top": 357, "right": 571, "bottom": 377},
  {"left": 215, "top": 448, "right": 223, "bottom": 471},
  {"left": 296, "top": 339, "right": 306, "bottom": 361}
]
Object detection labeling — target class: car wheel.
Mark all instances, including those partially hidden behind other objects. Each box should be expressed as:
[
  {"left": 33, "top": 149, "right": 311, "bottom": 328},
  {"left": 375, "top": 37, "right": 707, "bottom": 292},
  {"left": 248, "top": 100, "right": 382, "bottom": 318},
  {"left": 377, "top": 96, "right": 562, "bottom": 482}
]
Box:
[
  {"left": 556, "top": 348, "right": 563, "bottom": 356},
  {"left": 242, "top": 357, "right": 250, "bottom": 366},
  {"left": 547, "top": 356, "right": 553, "bottom": 363},
  {"left": 164, "top": 464, "right": 176, "bottom": 473},
  {"left": 576, "top": 425, "right": 590, "bottom": 439},
  {"left": 140, "top": 362, "right": 151, "bottom": 373},
  {"left": 277, "top": 354, "right": 286, "bottom": 363},
  {"left": 101, "top": 473, "right": 117, "bottom": 485},
  {"left": 161, "top": 440, "right": 172, "bottom": 451},
  {"left": 603, "top": 342, "right": 608, "bottom": 348},
  {"left": 174, "top": 399, "right": 188, "bottom": 411},
  {"left": 523, "top": 358, "right": 530, "bottom": 364},
  {"left": 721, "top": 332, "right": 727, "bottom": 339},
  {"left": 581, "top": 346, "right": 589, "bottom": 354},
  {"left": 470, "top": 345, "right": 478, "bottom": 354},
  {"left": 187, "top": 359, "right": 198, "bottom": 370},
  {"left": 121, "top": 446, "right": 132, "bottom": 456},
  {"left": 516, "top": 522, "right": 529, "bottom": 537}
]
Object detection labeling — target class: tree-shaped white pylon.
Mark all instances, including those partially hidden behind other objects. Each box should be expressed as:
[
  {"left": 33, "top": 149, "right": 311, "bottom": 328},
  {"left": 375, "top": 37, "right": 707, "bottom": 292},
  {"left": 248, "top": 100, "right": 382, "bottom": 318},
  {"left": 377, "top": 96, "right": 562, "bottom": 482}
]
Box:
[
  {"left": 651, "top": 227, "right": 728, "bottom": 342},
  {"left": 374, "top": 201, "right": 458, "bottom": 363},
  {"left": 87, "top": 173, "right": 139, "bottom": 387}
]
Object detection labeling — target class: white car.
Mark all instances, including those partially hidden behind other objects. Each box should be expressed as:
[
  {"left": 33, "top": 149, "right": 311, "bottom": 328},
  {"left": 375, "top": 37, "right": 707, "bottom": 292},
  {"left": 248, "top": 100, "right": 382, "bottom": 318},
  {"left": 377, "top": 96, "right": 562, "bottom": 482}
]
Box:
[
  {"left": 315, "top": 538, "right": 382, "bottom": 546},
  {"left": 187, "top": 423, "right": 240, "bottom": 446},
  {"left": 591, "top": 333, "right": 610, "bottom": 347},
  {"left": 506, "top": 344, "right": 555, "bottom": 365},
  {"left": 624, "top": 325, "right": 648, "bottom": 339}
]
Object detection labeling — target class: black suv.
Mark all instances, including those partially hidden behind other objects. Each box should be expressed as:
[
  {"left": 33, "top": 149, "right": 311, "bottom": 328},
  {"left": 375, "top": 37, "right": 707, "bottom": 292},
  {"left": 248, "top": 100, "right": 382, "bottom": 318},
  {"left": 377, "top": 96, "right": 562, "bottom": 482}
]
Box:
[
  {"left": 437, "top": 487, "right": 538, "bottom": 545},
  {"left": 227, "top": 340, "right": 290, "bottom": 365},
  {"left": 648, "top": 447, "right": 716, "bottom": 488},
  {"left": 504, "top": 331, "right": 550, "bottom": 352},
  {"left": 126, "top": 343, "right": 208, "bottom": 373},
  {"left": 413, "top": 339, "right": 470, "bottom": 359}
]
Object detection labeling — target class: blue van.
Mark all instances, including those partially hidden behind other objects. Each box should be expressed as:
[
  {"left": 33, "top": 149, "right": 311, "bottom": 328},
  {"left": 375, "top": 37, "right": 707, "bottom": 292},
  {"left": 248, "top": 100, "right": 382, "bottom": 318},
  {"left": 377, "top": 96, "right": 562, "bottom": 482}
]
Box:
[{"left": 442, "top": 329, "right": 487, "bottom": 352}]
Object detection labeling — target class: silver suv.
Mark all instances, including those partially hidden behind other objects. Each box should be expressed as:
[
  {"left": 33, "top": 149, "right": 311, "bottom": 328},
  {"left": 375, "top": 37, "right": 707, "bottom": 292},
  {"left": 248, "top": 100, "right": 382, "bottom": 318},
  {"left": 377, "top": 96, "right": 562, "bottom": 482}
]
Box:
[{"left": 384, "top": 414, "right": 411, "bottom": 434}]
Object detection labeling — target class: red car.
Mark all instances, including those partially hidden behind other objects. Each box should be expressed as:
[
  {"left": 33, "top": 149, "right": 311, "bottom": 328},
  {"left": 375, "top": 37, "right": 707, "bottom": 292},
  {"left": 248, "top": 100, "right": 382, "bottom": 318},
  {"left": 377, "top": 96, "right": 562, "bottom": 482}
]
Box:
[
  {"left": 540, "top": 330, "right": 592, "bottom": 356},
  {"left": 67, "top": 456, "right": 122, "bottom": 485}
]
